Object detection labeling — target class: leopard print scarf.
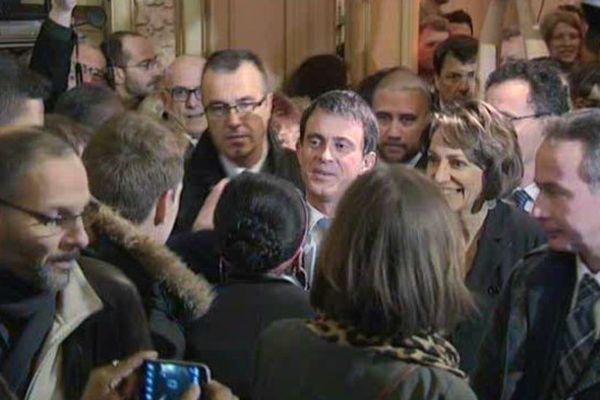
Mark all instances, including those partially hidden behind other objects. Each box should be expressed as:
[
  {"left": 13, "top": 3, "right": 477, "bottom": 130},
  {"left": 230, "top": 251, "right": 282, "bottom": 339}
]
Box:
[{"left": 306, "top": 315, "right": 467, "bottom": 379}]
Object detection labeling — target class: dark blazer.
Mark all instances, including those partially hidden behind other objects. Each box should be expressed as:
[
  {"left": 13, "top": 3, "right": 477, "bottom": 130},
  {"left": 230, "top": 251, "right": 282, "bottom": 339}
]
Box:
[
  {"left": 62, "top": 256, "right": 152, "bottom": 400},
  {"left": 30, "top": 18, "right": 75, "bottom": 110},
  {"left": 185, "top": 275, "right": 315, "bottom": 400},
  {"left": 175, "top": 128, "right": 303, "bottom": 232},
  {"left": 453, "top": 201, "right": 546, "bottom": 374},
  {"left": 473, "top": 248, "right": 600, "bottom": 400}
]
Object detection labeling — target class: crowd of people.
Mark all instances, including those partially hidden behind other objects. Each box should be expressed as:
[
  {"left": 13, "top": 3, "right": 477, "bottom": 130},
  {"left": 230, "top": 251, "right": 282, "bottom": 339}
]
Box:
[{"left": 0, "top": 0, "right": 599, "bottom": 399}]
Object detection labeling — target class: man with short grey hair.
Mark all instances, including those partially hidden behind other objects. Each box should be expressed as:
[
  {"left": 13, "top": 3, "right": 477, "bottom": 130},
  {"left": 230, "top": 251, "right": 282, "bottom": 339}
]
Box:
[
  {"left": 475, "top": 109, "right": 600, "bottom": 400},
  {"left": 296, "top": 90, "right": 378, "bottom": 286},
  {"left": 176, "top": 49, "right": 302, "bottom": 232}
]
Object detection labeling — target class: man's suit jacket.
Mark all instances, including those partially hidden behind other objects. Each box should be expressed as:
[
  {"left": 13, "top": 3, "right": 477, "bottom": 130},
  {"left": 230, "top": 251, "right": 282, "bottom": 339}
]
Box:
[
  {"left": 473, "top": 247, "right": 600, "bottom": 400},
  {"left": 175, "top": 128, "right": 303, "bottom": 232}
]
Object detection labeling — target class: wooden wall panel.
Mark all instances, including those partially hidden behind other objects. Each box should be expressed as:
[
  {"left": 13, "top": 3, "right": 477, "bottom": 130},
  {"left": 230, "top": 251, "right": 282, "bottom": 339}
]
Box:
[
  {"left": 204, "top": 0, "right": 336, "bottom": 86},
  {"left": 229, "top": 0, "right": 286, "bottom": 83},
  {"left": 206, "top": 0, "right": 230, "bottom": 52},
  {"left": 345, "top": 0, "right": 369, "bottom": 87},
  {"left": 285, "top": 0, "right": 337, "bottom": 81},
  {"left": 368, "top": 0, "right": 402, "bottom": 73},
  {"left": 346, "top": 0, "right": 419, "bottom": 85}
]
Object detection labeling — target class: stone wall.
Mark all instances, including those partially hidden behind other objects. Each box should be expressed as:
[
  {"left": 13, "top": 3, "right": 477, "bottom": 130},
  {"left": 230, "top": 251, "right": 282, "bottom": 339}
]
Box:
[{"left": 133, "top": 0, "right": 177, "bottom": 65}]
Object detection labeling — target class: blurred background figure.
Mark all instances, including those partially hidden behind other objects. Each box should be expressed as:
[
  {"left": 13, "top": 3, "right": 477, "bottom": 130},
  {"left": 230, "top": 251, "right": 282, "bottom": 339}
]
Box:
[
  {"left": 569, "top": 62, "right": 600, "bottom": 109},
  {"left": 444, "top": 9, "right": 474, "bottom": 37},
  {"left": 284, "top": 54, "right": 348, "bottom": 101},
  {"left": 271, "top": 92, "right": 302, "bottom": 151},
  {"left": 540, "top": 9, "right": 585, "bottom": 72}
]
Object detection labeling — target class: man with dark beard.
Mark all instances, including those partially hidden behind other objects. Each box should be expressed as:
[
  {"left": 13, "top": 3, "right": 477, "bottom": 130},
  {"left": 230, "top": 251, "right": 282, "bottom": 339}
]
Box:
[
  {"left": 0, "top": 128, "right": 151, "bottom": 399},
  {"left": 101, "top": 31, "right": 164, "bottom": 109}
]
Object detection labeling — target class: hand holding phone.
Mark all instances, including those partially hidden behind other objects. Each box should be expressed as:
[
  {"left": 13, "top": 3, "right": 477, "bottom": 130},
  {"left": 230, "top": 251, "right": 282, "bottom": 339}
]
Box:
[{"left": 140, "top": 359, "right": 211, "bottom": 400}]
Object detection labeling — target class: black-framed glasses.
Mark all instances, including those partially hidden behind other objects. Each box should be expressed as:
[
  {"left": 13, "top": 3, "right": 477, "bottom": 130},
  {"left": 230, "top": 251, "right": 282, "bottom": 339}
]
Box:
[
  {"left": 0, "top": 197, "right": 87, "bottom": 234},
  {"left": 502, "top": 112, "right": 551, "bottom": 122},
  {"left": 120, "top": 56, "right": 161, "bottom": 72},
  {"left": 205, "top": 96, "right": 268, "bottom": 119},
  {"left": 169, "top": 86, "right": 202, "bottom": 103}
]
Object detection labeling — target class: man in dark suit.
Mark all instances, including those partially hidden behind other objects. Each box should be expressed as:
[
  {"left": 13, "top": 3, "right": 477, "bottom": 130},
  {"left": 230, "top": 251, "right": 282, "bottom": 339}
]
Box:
[
  {"left": 474, "top": 109, "right": 600, "bottom": 400},
  {"left": 175, "top": 49, "right": 302, "bottom": 232}
]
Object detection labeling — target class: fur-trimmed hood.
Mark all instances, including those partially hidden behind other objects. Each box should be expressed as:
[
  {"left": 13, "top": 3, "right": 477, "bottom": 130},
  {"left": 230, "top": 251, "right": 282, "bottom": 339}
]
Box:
[{"left": 84, "top": 203, "right": 214, "bottom": 319}]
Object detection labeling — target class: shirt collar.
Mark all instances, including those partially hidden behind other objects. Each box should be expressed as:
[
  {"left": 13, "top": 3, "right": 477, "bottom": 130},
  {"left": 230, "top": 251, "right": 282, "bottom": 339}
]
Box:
[
  {"left": 307, "top": 202, "right": 327, "bottom": 234},
  {"left": 576, "top": 256, "right": 600, "bottom": 287},
  {"left": 219, "top": 139, "right": 269, "bottom": 178}
]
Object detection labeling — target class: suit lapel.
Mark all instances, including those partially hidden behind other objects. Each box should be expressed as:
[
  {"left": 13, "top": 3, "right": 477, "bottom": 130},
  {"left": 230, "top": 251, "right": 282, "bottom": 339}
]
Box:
[
  {"left": 568, "top": 298, "right": 600, "bottom": 397},
  {"left": 466, "top": 205, "right": 508, "bottom": 295},
  {"left": 523, "top": 252, "right": 577, "bottom": 399}
]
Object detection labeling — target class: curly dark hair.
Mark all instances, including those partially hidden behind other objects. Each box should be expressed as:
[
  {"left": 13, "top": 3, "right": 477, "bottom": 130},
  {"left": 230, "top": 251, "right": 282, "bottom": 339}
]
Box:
[
  {"left": 215, "top": 172, "right": 306, "bottom": 275},
  {"left": 485, "top": 59, "right": 570, "bottom": 116}
]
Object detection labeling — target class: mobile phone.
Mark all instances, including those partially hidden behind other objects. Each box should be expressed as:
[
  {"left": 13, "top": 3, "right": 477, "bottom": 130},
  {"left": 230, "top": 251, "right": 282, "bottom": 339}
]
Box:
[{"left": 139, "top": 359, "right": 211, "bottom": 400}]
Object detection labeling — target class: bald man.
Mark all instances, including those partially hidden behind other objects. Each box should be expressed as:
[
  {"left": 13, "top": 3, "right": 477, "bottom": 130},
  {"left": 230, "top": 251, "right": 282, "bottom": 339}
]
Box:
[
  {"left": 161, "top": 55, "right": 207, "bottom": 143},
  {"left": 370, "top": 68, "right": 433, "bottom": 168}
]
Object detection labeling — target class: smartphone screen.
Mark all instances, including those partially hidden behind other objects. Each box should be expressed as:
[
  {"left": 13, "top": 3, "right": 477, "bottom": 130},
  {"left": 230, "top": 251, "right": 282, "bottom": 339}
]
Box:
[{"left": 140, "top": 359, "right": 211, "bottom": 400}]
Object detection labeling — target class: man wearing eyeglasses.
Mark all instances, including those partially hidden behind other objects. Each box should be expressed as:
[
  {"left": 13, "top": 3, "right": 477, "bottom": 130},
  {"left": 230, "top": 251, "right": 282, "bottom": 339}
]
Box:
[
  {"left": 485, "top": 59, "right": 570, "bottom": 212},
  {"left": 433, "top": 35, "right": 479, "bottom": 105},
  {"left": 101, "top": 31, "right": 164, "bottom": 109},
  {"left": 161, "top": 55, "right": 207, "bottom": 145},
  {"left": 0, "top": 128, "right": 151, "bottom": 399},
  {"left": 175, "top": 49, "right": 303, "bottom": 232}
]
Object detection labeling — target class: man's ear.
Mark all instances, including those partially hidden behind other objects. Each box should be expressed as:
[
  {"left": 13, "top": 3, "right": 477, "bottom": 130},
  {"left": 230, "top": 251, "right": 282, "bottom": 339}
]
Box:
[
  {"left": 265, "top": 92, "right": 274, "bottom": 111},
  {"left": 361, "top": 151, "right": 378, "bottom": 173},
  {"left": 433, "top": 73, "right": 441, "bottom": 91},
  {"left": 159, "top": 90, "right": 170, "bottom": 108},
  {"left": 296, "top": 139, "right": 304, "bottom": 163},
  {"left": 113, "top": 66, "right": 126, "bottom": 86},
  {"left": 153, "top": 191, "right": 170, "bottom": 226}
]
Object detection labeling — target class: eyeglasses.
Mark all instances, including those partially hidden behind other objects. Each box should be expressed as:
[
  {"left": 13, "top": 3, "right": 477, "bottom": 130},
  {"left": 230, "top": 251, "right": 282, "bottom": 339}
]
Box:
[
  {"left": 501, "top": 112, "right": 551, "bottom": 122},
  {"left": 169, "top": 86, "right": 202, "bottom": 103},
  {"left": 0, "top": 197, "right": 88, "bottom": 235},
  {"left": 205, "top": 96, "right": 268, "bottom": 119},
  {"left": 80, "top": 63, "right": 107, "bottom": 81},
  {"left": 121, "top": 56, "right": 162, "bottom": 72}
]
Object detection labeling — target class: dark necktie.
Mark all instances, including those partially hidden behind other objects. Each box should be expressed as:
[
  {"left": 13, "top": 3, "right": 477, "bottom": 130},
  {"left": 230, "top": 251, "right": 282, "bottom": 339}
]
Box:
[
  {"left": 512, "top": 189, "right": 532, "bottom": 211},
  {"left": 552, "top": 274, "right": 600, "bottom": 399}
]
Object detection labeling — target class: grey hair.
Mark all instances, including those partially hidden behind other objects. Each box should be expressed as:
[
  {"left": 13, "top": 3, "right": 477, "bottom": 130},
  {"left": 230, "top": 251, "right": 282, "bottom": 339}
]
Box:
[
  {"left": 299, "top": 90, "right": 379, "bottom": 154},
  {"left": 543, "top": 108, "right": 600, "bottom": 192},
  {"left": 203, "top": 49, "right": 270, "bottom": 92}
]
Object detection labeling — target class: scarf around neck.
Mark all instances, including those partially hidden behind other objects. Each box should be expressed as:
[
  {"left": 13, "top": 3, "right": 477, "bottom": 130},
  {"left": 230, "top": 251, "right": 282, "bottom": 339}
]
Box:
[
  {"left": 0, "top": 270, "right": 56, "bottom": 397},
  {"left": 306, "top": 314, "right": 467, "bottom": 379}
]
